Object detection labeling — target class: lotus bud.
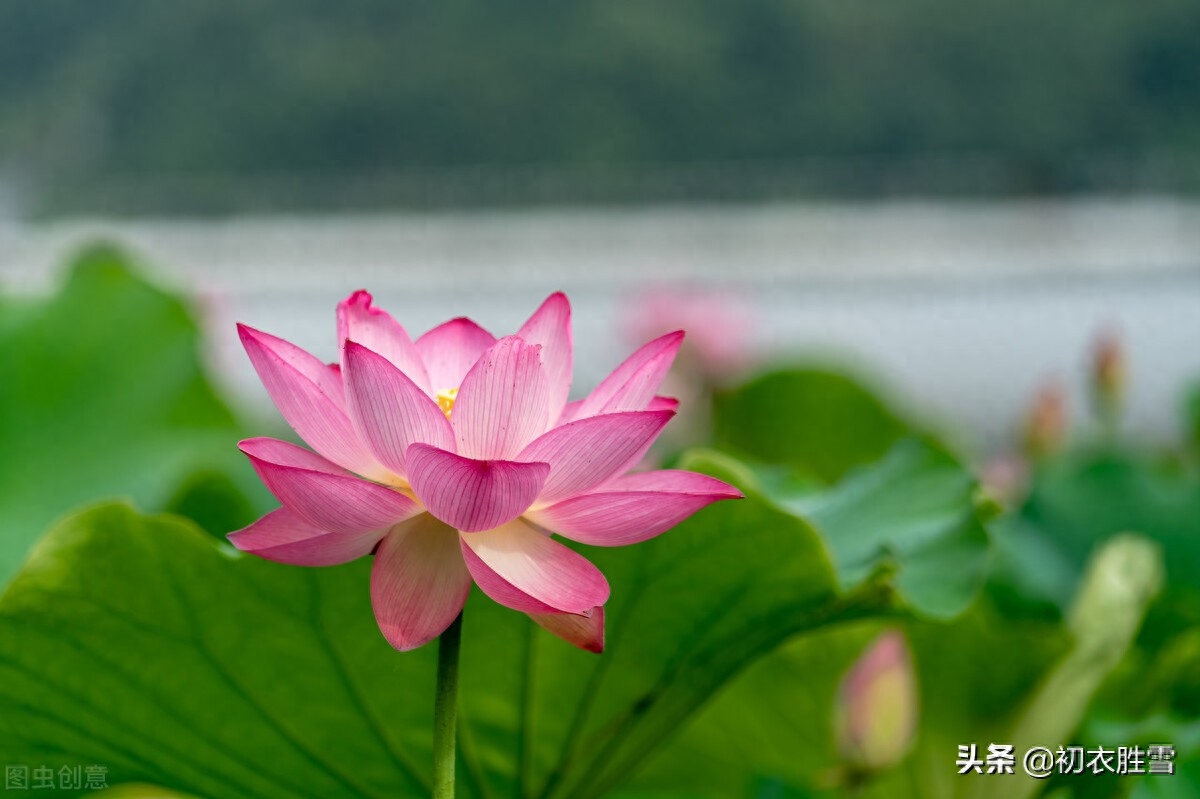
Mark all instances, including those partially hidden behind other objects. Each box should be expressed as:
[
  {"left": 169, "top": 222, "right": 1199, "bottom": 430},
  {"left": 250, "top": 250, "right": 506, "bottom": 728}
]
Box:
[
  {"left": 1090, "top": 329, "right": 1127, "bottom": 425},
  {"left": 834, "top": 629, "right": 918, "bottom": 772},
  {"left": 1021, "top": 381, "right": 1068, "bottom": 459},
  {"left": 977, "top": 453, "right": 1030, "bottom": 512}
]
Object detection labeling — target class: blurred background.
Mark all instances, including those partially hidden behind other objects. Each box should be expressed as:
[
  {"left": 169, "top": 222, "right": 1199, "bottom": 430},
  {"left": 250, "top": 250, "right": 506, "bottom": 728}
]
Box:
[
  {"left": 2, "top": 5, "right": 1200, "bottom": 798},
  {"left": 1, "top": 1, "right": 1199, "bottom": 454}
]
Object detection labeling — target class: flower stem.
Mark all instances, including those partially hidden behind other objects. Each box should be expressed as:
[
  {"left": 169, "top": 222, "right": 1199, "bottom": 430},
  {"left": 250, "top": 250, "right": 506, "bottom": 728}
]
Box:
[{"left": 433, "top": 611, "right": 463, "bottom": 799}]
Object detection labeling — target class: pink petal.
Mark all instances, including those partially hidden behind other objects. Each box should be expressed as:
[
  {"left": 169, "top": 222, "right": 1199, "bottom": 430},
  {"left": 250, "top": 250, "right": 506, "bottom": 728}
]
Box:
[
  {"left": 561, "top": 394, "right": 674, "bottom": 423},
  {"left": 371, "top": 515, "right": 472, "bottom": 651},
  {"left": 452, "top": 336, "right": 550, "bottom": 460},
  {"left": 337, "top": 290, "right": 431, "bottom": 394},
  {"left": 228, "top": 508, "right": 384, "bottom": 566},
  {"left": 416, "top": 317, "right": 497, "bottom": 391},
  {"left": 526, "top": 470, "right": 743, "bottom": 546},
  {"left": 343, "top": 341, "right": 456, "bottom": 478},
  {"left": 517, "top": 292, "right": 573, "bottom": 423},
  {"left": 459, "top": 518, "right": 610, "bottom": 614},
  {"left": 558, "top": 399, "right": 584, "bottom": 425},
  {"left": 528, "top": 606, "right": 605, "bottom": 653},
  {"left": 647, "top": 395, "right": 680, "bottom": 413},
  {"left": 237, "top": 323, "right": 347, "bottom": 409},
  {"left": 239, "top": 324, "right": 388, "bottom": 480},
  {"left": 573, "top": 331, "right": 685, "bottom": 419},
  {"left": 406, "top": 443, "right": 549, "bottom": 532},
  {"left": 519, "top": 410, "right": 675, "bottom": 505},
  {"left": 240, "top": 437, "right": 421, "bottom": 535}
]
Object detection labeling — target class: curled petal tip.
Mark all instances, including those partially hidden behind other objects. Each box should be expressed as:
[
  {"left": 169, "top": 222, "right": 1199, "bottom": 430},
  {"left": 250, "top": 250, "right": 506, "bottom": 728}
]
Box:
[
  {"left": 529, "top": 605, "right": 606, "bottom": 653},
  {"left": 339, "top": 290, "right": 397, "bottom": 326}
]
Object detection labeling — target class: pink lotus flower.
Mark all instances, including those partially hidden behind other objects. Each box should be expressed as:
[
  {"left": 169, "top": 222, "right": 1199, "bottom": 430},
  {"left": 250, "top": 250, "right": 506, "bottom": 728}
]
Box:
[{"left": 229, "top": 291, "right": 742, "bottom": 652}]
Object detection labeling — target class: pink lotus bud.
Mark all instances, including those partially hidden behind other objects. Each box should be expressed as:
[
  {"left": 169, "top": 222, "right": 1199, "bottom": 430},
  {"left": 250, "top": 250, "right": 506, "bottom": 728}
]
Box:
[
  {"left": 835, "top": 630, "right": 918, "bottom": 772},
  {"left": 623, "top": 286, "right": 754, "bottom": 385},
  {"left": 1022, "top": 380, "right": 1069, "bottom": 458},
  {"left": 1090, "top": 328, "right": 1127, "bottom": 424}
]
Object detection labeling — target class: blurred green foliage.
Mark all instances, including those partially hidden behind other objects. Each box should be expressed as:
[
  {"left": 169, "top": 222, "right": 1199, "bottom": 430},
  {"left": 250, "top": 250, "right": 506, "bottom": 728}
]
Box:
[
  {"left": 2, "top": 0, "right": 1199, "bottom": 212},
  {"left": 788, "top": 439, "right": 991, "bottom": 619},
  {"left": 0, "top": 247, "right": 267, "bottom": 585},
  {"left": 626, "top": 535, "right": 1162, "bottom": 799},
  {"left": 713, "top": 368, "right": 908, "bottom": 483}
]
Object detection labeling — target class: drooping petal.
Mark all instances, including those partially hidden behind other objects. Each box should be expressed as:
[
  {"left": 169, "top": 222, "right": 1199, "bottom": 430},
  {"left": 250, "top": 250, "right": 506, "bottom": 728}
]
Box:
[
  {"left": 371, "top": 515, "right": 472, "bottom": 651},
  {"left": 518, "top": 410, "right": 675, "bottom": 505},
  {"left": 573, "top": 331, "right": 685, "bottom": 419},
  {"left": 228, "top": 508, "right": 384, "bottom": 566},
  {"left": 526, "top": 470, "right": 743, "bottom": 546},
  {"left": 517, "top": 292, "right": 573, "bottom": 423},
  {"left": 240, "top": 437, "right": 421, "bottom": 534},
  {"left": 416, "top": 317, "right": 497, "bottom": 391},
  {"left": 343, "top": 341, "right": 456, "bottom": 478},
  {"left": 337, "top": 290, "right": 431, "bottom": 393},
  {"left": 239, "top": 324, "right": 388, "bottom": 480},
  {"left": 406, "top": 443, "right": 549, "bottom": 532},
  {"left": 459, "top": 517, "right": 610, "bottom": 614},
  {"left": 452, "top": 336, "right": 550, "bottom": 460},
  {"left": 528, "top": 606, "right": 605, "bottom": 653}
]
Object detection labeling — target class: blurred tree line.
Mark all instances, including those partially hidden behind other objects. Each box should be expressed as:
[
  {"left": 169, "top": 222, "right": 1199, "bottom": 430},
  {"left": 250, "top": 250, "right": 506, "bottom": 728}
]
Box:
[{"left": 1, "top": 0, "right": 1198, "bottom": 211}]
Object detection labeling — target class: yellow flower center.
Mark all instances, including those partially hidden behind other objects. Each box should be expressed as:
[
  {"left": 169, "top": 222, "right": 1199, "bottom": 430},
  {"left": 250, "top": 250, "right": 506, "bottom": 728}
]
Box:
[{"left": 435, "top": 387, "right": 459, "bottom": 417}]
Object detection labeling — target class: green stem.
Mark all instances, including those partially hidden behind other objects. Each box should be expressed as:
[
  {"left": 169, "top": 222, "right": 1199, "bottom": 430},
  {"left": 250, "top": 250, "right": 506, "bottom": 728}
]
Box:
[{"left": 433, "top": 611, "right": 463, "bottom": 799}]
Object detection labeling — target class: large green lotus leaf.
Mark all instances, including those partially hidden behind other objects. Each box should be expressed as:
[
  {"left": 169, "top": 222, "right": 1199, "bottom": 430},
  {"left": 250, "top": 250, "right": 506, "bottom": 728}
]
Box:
[
  {"left": 712, "top": 367, "right": 909, "bottom": 484},
  {"left": 0, "top": 471, "right": 894, "bottom": 798},
  {"left": 606, "top": 440, "right": 992, "bottom": 796},
  {"left": 94, "top": 787, "right": 201, "bottom": 798},
  {"left": 625, "top": 537, "right": 1162, "bottom": 799},
  {"left": 620, "top": 601, "right": 1068, "bottom": 799},
  {"left": 0, "top": 246, "right": 266, "bottom": 583},
  {"left": 767, "top": 438, "right": 992, "bottom": 619},
  {"left": 616, "top": 620, "right": 887, "bottom": 799}
]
